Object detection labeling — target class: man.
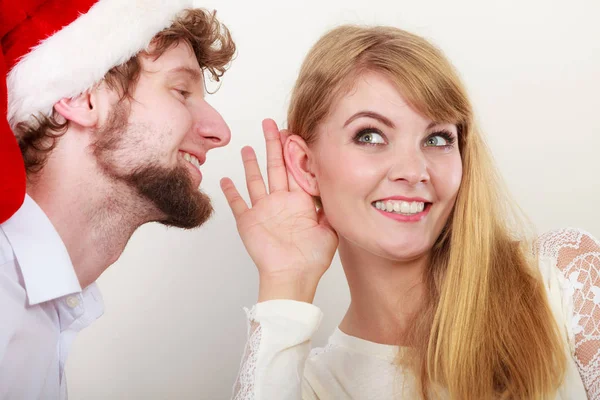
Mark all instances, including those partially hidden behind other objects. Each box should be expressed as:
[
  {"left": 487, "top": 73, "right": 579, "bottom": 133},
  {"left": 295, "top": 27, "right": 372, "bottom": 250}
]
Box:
[{"left": 0, "top": 0, "right": 236, "bottom": 397}]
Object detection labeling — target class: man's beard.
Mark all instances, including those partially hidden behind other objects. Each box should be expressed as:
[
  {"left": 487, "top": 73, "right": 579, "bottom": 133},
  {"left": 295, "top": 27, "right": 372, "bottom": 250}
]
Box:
[{"left": 90, "top": 103, "right": 213, "bottom": 229}]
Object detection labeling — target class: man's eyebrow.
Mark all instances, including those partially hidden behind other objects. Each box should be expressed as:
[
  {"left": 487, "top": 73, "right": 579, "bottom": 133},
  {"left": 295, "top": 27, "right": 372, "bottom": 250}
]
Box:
[{"left": 166, "top": 66, "right": 203, "bottom": 82}]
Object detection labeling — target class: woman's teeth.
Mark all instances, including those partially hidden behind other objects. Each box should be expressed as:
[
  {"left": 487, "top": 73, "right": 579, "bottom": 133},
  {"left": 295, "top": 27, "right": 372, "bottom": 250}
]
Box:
[
  {"left": 374, "top": 200, "right": 425, "bottom": 215},
  {"left": 182, "top": 152, "right": 201, "bottom": 171}
]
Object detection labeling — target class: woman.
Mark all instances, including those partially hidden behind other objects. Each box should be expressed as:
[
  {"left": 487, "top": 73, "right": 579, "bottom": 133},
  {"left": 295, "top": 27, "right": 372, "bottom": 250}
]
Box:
[{"left": 221, "top": 25, "right": 600, "bottom": 399}]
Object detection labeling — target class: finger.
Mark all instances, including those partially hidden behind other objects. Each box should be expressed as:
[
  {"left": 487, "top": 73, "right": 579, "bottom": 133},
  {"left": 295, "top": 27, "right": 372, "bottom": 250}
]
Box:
[
  {"left": 241, "top": 146, "right": 267, "bottom": 206},
  {"left": 220, "top": 177, "right": 248, "bottom": 219},
  {"left": 279, "top": 128, "right": 290, "bottom": 143},
  {"left": 262, "top": 119, "right": 288, "bottom": 193}
]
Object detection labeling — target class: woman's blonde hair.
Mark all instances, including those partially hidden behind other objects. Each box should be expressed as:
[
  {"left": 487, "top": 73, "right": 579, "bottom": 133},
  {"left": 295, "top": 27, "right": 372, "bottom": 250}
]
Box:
[{"left": 288, "top": 25, "right": 566, "bottom": 399}]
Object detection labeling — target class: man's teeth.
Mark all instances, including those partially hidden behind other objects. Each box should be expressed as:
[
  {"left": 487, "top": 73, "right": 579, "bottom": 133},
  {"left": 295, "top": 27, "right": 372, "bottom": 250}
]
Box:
[
  {"left": 374, "top": 200, "right": 425, "bottom": 215},
  {"left": 182, "top": 152, "right": 201, "bottom": 170}
]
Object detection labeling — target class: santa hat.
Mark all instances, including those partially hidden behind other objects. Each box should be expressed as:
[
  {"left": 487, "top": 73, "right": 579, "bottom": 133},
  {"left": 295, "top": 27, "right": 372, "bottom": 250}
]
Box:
[{"left": 0, "top": 0, "right": 194, "bottom": 223}]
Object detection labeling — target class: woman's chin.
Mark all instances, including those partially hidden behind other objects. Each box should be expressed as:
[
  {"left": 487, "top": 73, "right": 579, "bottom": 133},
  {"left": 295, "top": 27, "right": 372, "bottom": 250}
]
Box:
[{"left": 370, "top": 241, "right": 432, "bottom": 263}]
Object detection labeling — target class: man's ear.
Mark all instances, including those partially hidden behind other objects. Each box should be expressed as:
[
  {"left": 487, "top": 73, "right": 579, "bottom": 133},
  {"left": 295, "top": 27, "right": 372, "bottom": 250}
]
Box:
[
  {"left": 284, "top": 134, "right": 320, "bottom": 197},
  {"left": 53, "top": 90, "right": 98, "bottom": 127}
]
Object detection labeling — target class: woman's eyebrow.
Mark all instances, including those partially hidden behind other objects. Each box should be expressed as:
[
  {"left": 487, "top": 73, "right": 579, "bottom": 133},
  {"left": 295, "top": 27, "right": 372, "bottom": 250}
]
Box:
[{"left": 343, "top": 111, "right": 395, "bottom": 128}]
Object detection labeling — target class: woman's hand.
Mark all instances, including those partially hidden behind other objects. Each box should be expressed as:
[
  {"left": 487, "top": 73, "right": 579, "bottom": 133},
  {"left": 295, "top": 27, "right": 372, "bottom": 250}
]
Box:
[{"left": 221, "top": 119, "right": 338, "bottom": 303}]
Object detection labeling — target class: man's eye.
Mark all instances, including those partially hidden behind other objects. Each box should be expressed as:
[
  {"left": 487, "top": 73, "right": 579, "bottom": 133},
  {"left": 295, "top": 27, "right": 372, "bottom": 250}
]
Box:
[{"left": 175, "top": 89, "right": 191, "bottom": 98}]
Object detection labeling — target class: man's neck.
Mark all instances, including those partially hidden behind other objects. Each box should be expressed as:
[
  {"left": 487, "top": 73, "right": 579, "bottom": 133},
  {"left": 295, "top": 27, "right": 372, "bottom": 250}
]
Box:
[{"left": 27, "top": 173, "right": 150, "bottom": 288}]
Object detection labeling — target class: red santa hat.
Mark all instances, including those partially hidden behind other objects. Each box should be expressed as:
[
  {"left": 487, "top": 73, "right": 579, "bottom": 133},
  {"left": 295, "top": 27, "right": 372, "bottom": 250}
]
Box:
[{"left": 0, "top": 0, "right": 194, "bottom": 223}]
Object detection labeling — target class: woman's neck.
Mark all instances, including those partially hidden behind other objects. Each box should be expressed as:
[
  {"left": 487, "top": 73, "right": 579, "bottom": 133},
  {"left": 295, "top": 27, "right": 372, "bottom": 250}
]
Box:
[{"left": 338, "top": 238, "right": 429, "bottom": 346}]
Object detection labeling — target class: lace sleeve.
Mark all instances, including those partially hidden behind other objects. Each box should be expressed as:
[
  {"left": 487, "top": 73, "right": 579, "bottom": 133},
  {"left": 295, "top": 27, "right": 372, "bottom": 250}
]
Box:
[
  {"left": 232, "top": 308, "right": 262, "bottom": 400},
  {"left": 231, "top": 300, "right": 323, "bottom": 400},
  {"left": 537, "top": 228, "right": 600, "bottom": 398}
]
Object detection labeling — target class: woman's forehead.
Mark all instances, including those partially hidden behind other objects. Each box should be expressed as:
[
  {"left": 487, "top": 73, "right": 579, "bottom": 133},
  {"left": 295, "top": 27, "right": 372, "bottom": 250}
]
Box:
[{"left": 325, "top": 71, "right": 459, "bottom": 128}]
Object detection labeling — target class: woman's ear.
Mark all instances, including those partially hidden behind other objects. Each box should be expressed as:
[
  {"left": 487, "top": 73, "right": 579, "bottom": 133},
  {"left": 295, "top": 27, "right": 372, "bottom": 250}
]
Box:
[
  {"left": 284, "top": 134, "right": 320, "bottom": 196},
  {"left": 53, "top": 90, "right": 99, "bottom": 128}
]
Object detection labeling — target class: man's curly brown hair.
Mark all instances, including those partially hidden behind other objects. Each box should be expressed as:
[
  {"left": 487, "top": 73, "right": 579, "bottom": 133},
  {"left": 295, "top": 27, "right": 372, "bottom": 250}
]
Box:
[{"left": 16, "top": 8, "right": 236, "bottom": 175}]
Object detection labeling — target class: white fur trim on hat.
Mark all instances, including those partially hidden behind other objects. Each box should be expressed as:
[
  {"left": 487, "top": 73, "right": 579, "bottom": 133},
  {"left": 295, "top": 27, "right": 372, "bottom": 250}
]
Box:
[{"left": 7, "top": 0, "right": 194, "bottom": 131}]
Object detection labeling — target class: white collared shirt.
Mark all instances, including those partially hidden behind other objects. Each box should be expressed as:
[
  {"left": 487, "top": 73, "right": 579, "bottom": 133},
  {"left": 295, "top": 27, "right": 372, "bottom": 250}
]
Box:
[{"left": 0, "top": 195, "right": 104, "bottom": 399}]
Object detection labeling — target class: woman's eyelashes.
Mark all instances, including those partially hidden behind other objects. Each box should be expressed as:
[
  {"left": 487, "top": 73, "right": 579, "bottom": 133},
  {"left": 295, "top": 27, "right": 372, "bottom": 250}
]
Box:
[
  {"left": 352, "top": 127, "right": 456, "bottom": 149},
  {"left": 424, "top": 130, "right": 456, "bottom": 148}
]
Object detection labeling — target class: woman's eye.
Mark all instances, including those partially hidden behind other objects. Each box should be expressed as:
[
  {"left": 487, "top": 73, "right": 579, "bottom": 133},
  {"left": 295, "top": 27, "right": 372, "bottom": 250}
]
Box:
[
  {"left": 425, "top": 135, "right": 448, "bottom": 146},
  {"left": 424, "top": 131, "right": 455, "bottom": 147},
  {"left": 355, "top": 130, "right": 385, "bottom": 145}
]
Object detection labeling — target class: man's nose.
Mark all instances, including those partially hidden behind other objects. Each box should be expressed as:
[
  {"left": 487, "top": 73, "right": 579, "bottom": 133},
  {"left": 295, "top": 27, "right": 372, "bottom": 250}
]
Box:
[{"left": 193, "top": 99, "right": 231, "bottom": 149}]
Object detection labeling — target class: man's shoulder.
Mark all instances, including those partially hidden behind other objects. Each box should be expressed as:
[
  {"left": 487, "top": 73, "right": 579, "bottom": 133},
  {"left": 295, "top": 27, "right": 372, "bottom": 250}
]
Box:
[
  {"left": 0, "top": 227, "right": 17, "bottom": 267},
  {"left": 0, "top": 226, "right": 28, "bottom": 344},
  {"left": 0, "top": 226, "right": 25, "bottom": 301}
]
